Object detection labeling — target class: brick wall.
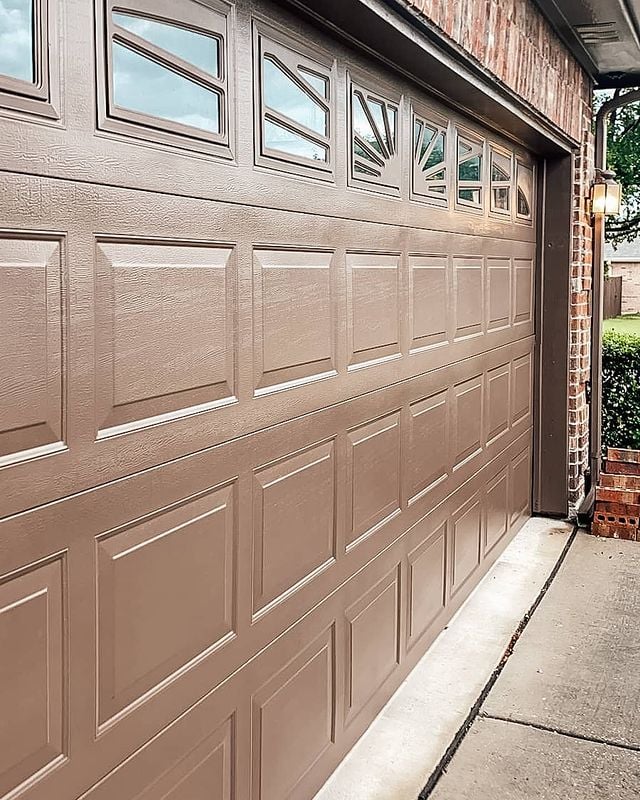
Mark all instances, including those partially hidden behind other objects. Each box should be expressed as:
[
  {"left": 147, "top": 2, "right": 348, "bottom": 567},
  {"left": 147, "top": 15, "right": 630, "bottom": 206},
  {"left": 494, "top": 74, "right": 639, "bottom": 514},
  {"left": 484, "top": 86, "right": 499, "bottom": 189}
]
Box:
[
  {"left": 401, "top": 0, "right": 591, "bottom": 142},
  {"left": 609, "top": 262, "right": 640, "bottom": 314},
  {"left": 570, "top": 128, "right": 594, "bottom": 509},
  {"left": 400, "top": 0, "right": 595, "bottom": 511}
]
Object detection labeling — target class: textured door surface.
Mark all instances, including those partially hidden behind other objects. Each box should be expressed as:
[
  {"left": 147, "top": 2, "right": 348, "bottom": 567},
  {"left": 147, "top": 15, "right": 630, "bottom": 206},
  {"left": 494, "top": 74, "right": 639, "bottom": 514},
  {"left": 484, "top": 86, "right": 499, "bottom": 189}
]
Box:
[{"left": 0, "top": 1, "right": 536, "bottom": 798}]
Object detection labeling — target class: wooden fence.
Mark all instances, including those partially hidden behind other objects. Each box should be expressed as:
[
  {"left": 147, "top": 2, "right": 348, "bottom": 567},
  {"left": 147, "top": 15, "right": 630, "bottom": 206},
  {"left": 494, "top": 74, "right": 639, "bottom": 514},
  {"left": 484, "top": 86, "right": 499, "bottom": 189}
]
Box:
[{"left": 604, "top": 276, "right": 622, "bottom": 320}]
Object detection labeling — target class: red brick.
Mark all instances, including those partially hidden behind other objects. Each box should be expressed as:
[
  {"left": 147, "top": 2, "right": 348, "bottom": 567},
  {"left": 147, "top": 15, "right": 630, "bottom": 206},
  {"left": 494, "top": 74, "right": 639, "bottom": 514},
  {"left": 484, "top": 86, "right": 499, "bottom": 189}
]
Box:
[
  {"left": 591, "top": 519, "right": 638, "bottom": 541},
  {"left": 608, "top": 447, "right": 640, "bottom": 464},
  {"left": 596, "top": 487, "right": 640, "bottom": 505},
  {"left": 606, "top": 460, "right": 640, "bottom": 477},
  {"left": 600, "top": 474, "right": 640, "bottom": 491},
  {"left": 594, "top": 501, "right": 640, "bottom": 523}
]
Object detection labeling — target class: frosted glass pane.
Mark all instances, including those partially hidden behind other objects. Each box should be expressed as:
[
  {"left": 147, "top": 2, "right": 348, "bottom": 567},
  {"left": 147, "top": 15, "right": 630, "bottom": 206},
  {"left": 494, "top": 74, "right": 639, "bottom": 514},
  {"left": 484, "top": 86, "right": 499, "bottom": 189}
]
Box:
[
  {"left": 113, "top": 43, "right": 220, "bottom": 133},
  {"left": 0, "top": 0, "right": 33, "bottom": 82},
  {"left": 265, "top": 119, "right": 327, "bottom": 161},
  {"left": 263, "top": 57, "right": 326, "bottom": 135},
  {"left": 113, "top": 12, "right": 219, "bottom": 76}
]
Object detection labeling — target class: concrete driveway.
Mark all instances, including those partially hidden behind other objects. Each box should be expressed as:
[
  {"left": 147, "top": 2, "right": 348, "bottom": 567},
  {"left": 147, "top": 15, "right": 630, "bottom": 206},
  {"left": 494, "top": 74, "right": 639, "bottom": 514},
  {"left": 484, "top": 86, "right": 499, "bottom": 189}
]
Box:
[{"left": 429, "top": 532, "right": 640, "bottom": 799}]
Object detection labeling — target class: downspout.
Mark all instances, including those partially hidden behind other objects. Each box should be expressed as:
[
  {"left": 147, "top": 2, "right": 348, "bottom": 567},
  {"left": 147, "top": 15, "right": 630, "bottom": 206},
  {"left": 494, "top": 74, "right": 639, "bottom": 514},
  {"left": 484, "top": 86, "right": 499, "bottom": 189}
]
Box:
[{"left": 583, "top": 89, "right": 640, "bottom": 520}]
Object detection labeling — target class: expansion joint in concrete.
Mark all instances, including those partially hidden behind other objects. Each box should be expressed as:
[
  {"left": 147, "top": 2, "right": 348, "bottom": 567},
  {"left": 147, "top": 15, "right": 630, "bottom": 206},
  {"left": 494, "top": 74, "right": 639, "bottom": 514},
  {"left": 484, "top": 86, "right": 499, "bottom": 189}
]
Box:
[
  {"left": 418, "top": 524, "right": 579, "bottom": 799},
  {"left": 479, "top": 713, "right": 640, "bottom": 755}
]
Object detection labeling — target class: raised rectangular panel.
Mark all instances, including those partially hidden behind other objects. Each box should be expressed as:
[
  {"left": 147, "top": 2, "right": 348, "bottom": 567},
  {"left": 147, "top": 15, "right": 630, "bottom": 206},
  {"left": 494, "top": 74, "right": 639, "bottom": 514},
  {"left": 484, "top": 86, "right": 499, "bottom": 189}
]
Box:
[
  {"left": 0, "top": 237, "right": 64, "bottom": 463},
  {"left": 512, "top": 354, "right": 532, "bottom": 424},
  {"left": 0, "top": 558, "right": 64, "bottom": 798},
  {"left": 488, "top": 257, "right": 511, "bottom": 330},
  {"left": 134, "top": 717, "right": 233, "bottom": 800},
  {"left": 510, "top": 448, "right": 531, "bottom": 525},
  {"left": 345, "top": 568, "right": 400, "bottom": 724},
  {"left": 451, "top": 494, "right": 482, "bottom": 595},
  {"left": 453, "top": 375, "right": 483, "bottom": 469},
  {"left": 253, "top": 440, "right": 336, "bottom": 615},
  {"left": 485, "top": 469, "right": 509, "bottom": 555},
  {"left": 97, "top": 484, "right": 236, "bottom": 724},
  {"left": 514, "top": 258, "right": 533, "bottom": 324},
  {"left": 254, "top": 249, "right": 335, "bottom": 392},
  {"left": 407, "top": 523, "right": 446, "bottom": 649},
  {"left": 454, "top": 256, "right": 483, "bottom": 339},
  {"left": 80, "top": 712, "right": 234, "bottom": 800},
  {"left": 347, "top": 412, "right": 401, "bottom": 548},
  {"left": 95, "top": 241, "right": 235, "bottom": 436},
  {"left": 252, "top": 628, "right": 334, "bottom": 800},
  {"left": 347, "top": 252, "right": 401, "bottom": 367},
  {"left": 408, "top": 390, "right": 449, "bottom": 502},
  {"left": 486, "top": 363, "right": 510, "bottom": 444},
  {"left": 410, "top": 254, "right": 448, "bottom": 350}
]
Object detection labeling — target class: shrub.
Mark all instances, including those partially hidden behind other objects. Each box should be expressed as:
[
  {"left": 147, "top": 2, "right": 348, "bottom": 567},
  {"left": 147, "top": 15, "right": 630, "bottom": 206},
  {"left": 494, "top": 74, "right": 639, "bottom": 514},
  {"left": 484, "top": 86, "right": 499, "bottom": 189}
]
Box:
[{"left": 602, "top": 330, "right": 640, "bottom": 450}]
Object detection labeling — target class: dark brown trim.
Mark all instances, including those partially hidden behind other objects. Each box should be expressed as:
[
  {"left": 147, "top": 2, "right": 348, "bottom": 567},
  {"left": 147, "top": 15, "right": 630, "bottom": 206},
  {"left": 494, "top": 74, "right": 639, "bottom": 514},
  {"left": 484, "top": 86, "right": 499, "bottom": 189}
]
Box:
[{"left": 533, "top": 155, "right": 572, "bottom": 516}]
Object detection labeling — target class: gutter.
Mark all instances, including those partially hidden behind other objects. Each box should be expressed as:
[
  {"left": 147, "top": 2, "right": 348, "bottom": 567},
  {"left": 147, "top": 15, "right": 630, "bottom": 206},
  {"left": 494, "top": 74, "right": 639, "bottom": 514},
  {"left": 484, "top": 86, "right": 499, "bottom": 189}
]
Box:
[{"left": 579, "top": 87, "right": 640, "bottom": 523}]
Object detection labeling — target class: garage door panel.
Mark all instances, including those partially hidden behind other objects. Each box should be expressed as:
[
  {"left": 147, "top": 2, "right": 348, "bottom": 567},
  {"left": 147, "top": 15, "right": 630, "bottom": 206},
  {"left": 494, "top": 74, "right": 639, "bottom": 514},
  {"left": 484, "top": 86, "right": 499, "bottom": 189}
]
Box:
[
  {"left": 454, "top": 256, "right": 485, "bottom": 339},
  {"left": 251, "top": 627, "right": 335, "bottom": 800},
  {"left": 0, "top": 338, "right": 532, "bottom": 583},
  {"left": 0, "top": 557, "right": 65, "bottom": 800},
  {"left": 346, "top": 411, "right": 402, "bottom": 549},
  {"left": 486, "top": 362, "right": 511, "bottom": 445},
  {"left": 96, "top": 483, "right": 237, "bottom": 726},
  {"left": 409, "top": 254, "right": 449, "bottom": 351},
  {"left": 347, "top": 252, "right": 402, "bottom": 368},
  {"left": 453, "top": 374, "right": 484, "bottom": 469},
  {"left": 252, "top": 439, "right": 337, "bottom": 617},
  {"left": 0, "top": 177, "right": 534, "bottom": 519},
  {"left": 95, "top": 239, "right": 237, "bottom": 436},
  {"left": 253, "top": 248, "right": 337, "bottom": 392},
  {"left": 484, "top": 467, "right": 510, "bottom": 556},
  {"left": 512, "top": 353, "right": 533, "bottom": 425},
  {"left": 488, "top": 257, "right": 512, "bottom": 330},
  {"left": 343, "top": 566, "right": 401, "bottom": 727},
  {"left": 514, "top": 257, "right": 534, "bottom": 324},
  {"left": 0, "top": 429, "right": 531, "bottom": 800},
  {"left": 0, "top": 235, "right": 66, "bottom": 466},
  {"left": 407, "top": 389, "right": 450, "bottom": 503}
]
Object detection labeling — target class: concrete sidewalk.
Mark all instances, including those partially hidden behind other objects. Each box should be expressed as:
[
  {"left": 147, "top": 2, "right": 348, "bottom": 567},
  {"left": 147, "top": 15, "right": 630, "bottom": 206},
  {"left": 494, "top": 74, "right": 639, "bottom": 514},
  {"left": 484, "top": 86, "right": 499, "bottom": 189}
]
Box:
[{"left": 429, "top": 532, "right": 640, "bottom": 799}]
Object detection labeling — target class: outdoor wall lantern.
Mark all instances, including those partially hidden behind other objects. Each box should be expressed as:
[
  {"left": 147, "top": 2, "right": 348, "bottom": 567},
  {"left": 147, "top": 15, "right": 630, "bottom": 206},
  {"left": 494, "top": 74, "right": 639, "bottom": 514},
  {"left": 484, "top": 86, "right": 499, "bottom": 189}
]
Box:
[{"left": 591, "top": 169, "right": 622, "bottom": 216}]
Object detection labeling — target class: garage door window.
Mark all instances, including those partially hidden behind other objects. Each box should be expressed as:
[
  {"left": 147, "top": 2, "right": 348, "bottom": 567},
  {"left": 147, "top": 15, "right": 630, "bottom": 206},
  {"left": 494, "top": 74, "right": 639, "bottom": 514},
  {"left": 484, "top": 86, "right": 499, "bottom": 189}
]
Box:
[
  {"left": 516, "top": 160, "right": 534, "bottom": 222},
  {"left": 0, "top": 0, "right": 51, "bottom": 104},
  {"left": 412, "top": 110, "right": 448, "bottom": 207},
  {"left": 490, "top": 147, "right": 512, "bottom": 216},
  {"left": 350, "top": 81, "right": 400, "bottom": 194},
  {"left": 256, "top": 30, "right": 333, "bottom": 178},
  {"left": 100, "top": 0, "right": 230, "bottom": 154},
  {"left": 457, "top": 131, "right": 484, "bottom": 210}
]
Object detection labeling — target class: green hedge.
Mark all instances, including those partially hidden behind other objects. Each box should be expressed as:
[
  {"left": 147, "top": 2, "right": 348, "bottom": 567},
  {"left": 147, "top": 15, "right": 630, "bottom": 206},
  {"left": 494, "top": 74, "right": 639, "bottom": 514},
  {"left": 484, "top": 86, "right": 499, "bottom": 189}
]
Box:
[{"left": 602, "top": 330, "right": 640, "bottom": 450}]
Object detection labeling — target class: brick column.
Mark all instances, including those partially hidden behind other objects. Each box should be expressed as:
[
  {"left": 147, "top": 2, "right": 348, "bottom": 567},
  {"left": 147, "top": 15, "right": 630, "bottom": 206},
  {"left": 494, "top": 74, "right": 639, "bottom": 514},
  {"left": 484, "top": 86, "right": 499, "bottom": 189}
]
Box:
[{"left": 568, "top": 112, "right": 595, "bottom": 512}]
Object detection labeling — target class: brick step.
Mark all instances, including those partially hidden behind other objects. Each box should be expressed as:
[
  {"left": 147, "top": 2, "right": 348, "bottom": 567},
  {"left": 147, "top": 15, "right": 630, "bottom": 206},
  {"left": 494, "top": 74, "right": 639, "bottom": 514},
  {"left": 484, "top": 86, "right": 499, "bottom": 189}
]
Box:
[
  {"left": 607, "top": 447, "right": 640, "bottom": 464},
  {"left": 596, "top": 486, "right": 640, "bottom": 505},
  {"left": 599, "top": 473, "right": 640, "bottom": 490},
  {"left": 594, "top": 501, "right": 640, "bottom": 525},
  {"left": 604, "top": 460, "right": 640, "bottom": 477},
  {"left": 592, "top": 518, "right": 638, "bottom": 541}
]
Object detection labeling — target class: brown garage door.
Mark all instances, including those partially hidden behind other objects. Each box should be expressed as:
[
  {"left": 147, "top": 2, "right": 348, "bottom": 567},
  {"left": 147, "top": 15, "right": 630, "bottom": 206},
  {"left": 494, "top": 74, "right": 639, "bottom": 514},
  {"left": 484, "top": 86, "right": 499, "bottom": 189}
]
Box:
[{"left": 0, "top": 1, "right": 535, "bottom": 798}]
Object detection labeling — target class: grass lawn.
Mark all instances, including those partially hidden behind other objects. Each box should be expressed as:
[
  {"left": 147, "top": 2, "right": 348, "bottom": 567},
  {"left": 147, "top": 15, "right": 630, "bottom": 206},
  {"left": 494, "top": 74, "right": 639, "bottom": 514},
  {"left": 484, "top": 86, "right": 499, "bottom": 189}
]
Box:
[{"left": 604, "top": 314, "right": 640, "bottom": 336}]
